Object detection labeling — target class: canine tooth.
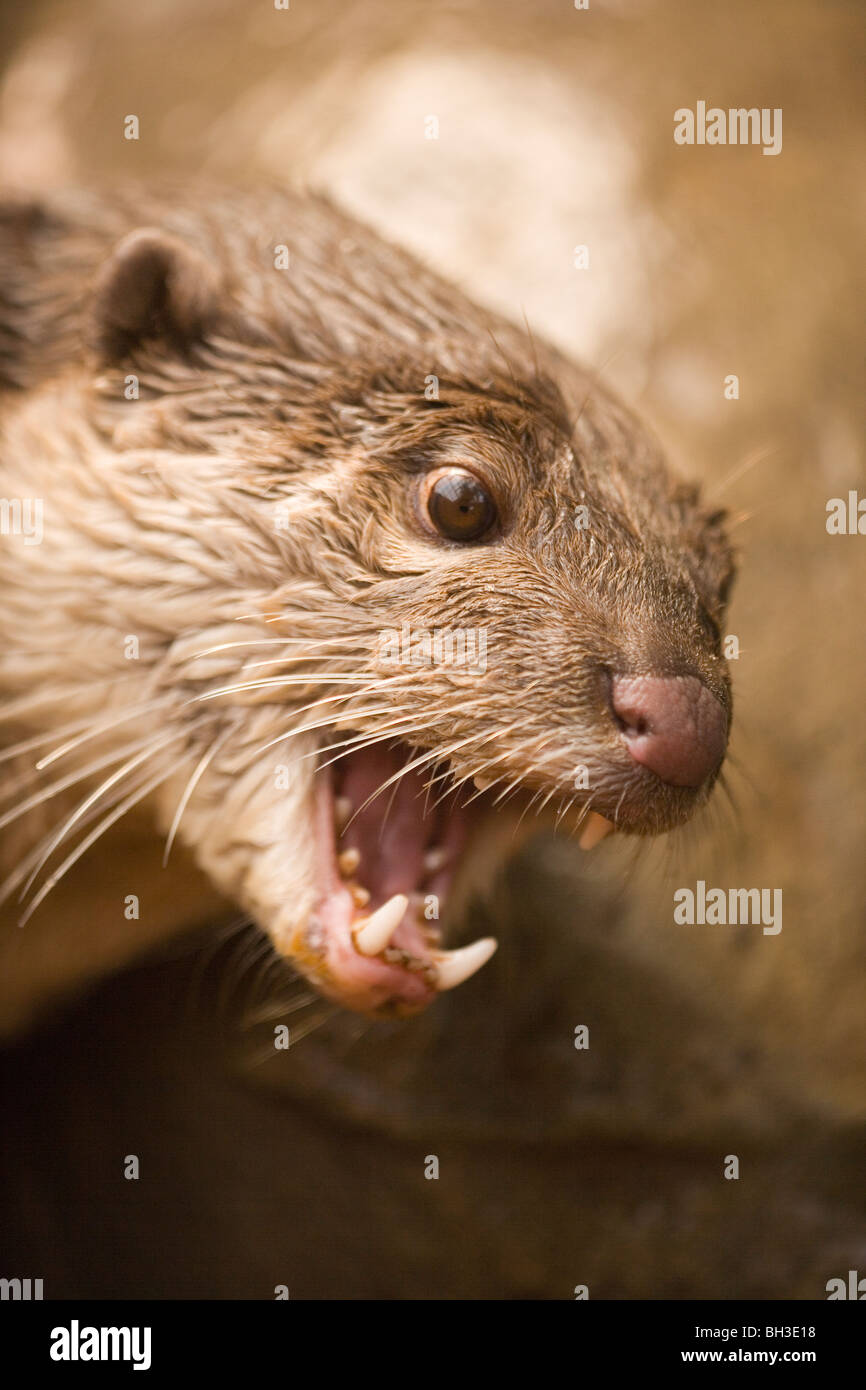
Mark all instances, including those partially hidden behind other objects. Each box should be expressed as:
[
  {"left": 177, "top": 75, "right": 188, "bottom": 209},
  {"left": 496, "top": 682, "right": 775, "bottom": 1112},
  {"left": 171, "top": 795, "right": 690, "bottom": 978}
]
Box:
[
  {"left": 350, "top": 884, "right": 370, "bottom": 908},
  {"left": 334, "top": 796, "right": 353, "bottom": 832},
  {"left": 353, "top": 893, "right": 408, "bottom": 956},
  {"left": 338, "top": 847, "right": 361, "bottom": 876},
  {"left": 423, "top": 846, "right": 449, "bottom": 874},
  {"left": 579, "top": 812, "right": 615, "bottom": 850},
  {"left": 434, "top": 937, "right": 497, "bottom": 990}
]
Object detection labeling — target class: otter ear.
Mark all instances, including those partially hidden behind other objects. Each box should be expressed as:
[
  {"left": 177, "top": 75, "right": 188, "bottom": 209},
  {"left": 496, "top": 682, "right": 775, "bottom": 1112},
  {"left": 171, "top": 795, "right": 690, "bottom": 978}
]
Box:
[{"left": 89, "top": 228, "right": 221, "bottom": 361}]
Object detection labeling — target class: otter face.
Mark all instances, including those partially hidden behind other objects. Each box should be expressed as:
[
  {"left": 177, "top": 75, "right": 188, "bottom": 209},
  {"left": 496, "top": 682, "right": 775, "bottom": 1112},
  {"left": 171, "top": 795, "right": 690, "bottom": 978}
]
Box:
[
  {"left": 223, "top": 365, "right": 734, "bottom": 1016},
  {"left": 0, "top": 191, "right": 734, "bottom": 1019}
]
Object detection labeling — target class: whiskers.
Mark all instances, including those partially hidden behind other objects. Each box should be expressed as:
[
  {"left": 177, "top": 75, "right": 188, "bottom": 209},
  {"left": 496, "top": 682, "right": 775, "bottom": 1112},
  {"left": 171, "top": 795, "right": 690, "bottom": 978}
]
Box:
[
  {"left": 0, "top": 712, "right": 184, "bottom": 924},
  {"left": 0, "top": 624, "right": 403, "bottom": 925},
  {"left": 183, "top": 912, "right": 339, "bottom": 1064},
  {"left": 175, "top": 911, "right": 337, "bottom": 1060},
  {"left": 705, "top": 442, "right": 779, "bottom": 501}
]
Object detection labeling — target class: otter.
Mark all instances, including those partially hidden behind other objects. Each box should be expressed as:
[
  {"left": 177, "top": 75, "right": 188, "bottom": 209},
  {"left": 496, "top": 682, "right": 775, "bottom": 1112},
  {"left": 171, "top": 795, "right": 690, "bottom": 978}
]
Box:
[{"left": 0, "top": 185, "right": 734, "bottom": 1028}]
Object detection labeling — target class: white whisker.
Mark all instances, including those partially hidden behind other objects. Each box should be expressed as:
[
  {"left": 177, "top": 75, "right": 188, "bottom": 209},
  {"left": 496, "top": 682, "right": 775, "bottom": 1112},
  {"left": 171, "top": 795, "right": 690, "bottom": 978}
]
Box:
[
  {"left": 19, "top": 729, "right": 187, "bottom": 901},
  {"left": 16, "top": 762, "right": 181, "bottom": 929},
  {"left": 163, "top": 725, "right": 235, "bottom": 866},
  {"left": 0, "top": 731, "right": 167, "bottom": 830},
  {"left": 36, "top": 697, "right": 172, "bottom": 770}
]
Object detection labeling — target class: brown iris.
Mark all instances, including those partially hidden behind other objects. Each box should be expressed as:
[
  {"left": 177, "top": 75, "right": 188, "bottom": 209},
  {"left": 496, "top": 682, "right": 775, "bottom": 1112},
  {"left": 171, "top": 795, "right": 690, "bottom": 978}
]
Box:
[{"left": 422, "top": 467, "right": 497, "bottom": 542}]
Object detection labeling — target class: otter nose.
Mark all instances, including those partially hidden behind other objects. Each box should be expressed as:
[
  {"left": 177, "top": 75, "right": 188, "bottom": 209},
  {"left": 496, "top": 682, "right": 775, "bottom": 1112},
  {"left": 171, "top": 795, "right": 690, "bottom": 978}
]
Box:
[{"left": 610, "top": 674, "right": 727, "bottom": 788}]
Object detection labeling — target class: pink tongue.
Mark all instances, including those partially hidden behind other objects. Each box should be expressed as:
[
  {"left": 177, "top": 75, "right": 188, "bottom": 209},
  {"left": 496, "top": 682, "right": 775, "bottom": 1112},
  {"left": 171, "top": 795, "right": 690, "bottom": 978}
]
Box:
[{"left": 337, "top": 744, "right": 433, "bottom": 904}]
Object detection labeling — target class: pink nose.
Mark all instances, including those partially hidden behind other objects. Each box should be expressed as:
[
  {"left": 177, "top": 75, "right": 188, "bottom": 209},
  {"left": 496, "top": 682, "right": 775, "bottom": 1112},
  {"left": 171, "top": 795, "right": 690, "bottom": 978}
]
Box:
[{"left": 610, "top": 674, "right": 727, "bottom": 788}]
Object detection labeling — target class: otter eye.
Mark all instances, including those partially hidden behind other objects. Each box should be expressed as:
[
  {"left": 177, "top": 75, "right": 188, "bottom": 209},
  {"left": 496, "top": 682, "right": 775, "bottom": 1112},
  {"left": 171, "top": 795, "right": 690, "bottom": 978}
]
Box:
[{"left": 423, "top": 467, "right": 497, "bottom": 542}]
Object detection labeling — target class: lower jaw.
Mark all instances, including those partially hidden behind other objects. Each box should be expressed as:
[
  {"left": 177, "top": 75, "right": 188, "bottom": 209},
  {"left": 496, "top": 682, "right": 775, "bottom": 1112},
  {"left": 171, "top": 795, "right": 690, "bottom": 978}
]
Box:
[
  {"left": 298, "top": 758, "right": 530, "bottom": 1016},
  {"left": 293, "top": 740, "right": 707, "bottom": 1016}
]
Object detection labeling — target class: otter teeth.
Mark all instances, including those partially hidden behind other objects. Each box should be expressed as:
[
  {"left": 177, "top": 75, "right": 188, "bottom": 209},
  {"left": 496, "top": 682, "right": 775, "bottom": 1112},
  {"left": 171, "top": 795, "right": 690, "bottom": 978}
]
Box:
[
  {"left": 353, "top": 893, "right": 409, "bottom": 956},
  {"left": 338, "top": 846, "right": 361, "bottom": 876},
  {"left": 579, "top": 811, "right": 615, "bottom": 850},
  {"left": 334, "top": 797, "right": 352, "bottom": 833},
  {"left": 433, "top": 937, "right": 498, "bottom": 990},
  {"left": 350, "top": 884, "right": 370, "bottom": 908},
  {"left": 351, "top": 897, "right": 495, "bottom": 991}
]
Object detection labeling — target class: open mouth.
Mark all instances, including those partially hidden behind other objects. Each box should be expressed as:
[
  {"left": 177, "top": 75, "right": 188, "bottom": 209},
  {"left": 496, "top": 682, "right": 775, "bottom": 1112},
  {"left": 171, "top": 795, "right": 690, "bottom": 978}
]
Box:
[{"left": 303, "top": 736, "right": 615, "bottom": 1017}]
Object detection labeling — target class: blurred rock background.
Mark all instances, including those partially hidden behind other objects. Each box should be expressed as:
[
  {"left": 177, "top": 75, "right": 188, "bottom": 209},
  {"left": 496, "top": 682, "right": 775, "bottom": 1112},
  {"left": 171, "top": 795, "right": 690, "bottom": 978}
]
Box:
[{"left": 0, "top": 0, "right": 863, "bottom": 1297}]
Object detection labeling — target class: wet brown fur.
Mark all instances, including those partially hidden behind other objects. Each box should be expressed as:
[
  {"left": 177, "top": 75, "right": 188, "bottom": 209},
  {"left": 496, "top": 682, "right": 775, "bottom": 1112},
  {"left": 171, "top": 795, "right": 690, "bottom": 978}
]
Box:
[{"left": 0, "top": 185, "right": 734, "bottom": 1031}]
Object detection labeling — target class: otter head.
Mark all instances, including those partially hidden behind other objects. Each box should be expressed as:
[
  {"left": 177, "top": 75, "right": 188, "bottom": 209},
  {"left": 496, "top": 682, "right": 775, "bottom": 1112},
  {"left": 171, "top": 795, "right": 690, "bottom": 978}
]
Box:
[{"left": 2, "top": 192, "right": 735, "bottom": 1018}]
